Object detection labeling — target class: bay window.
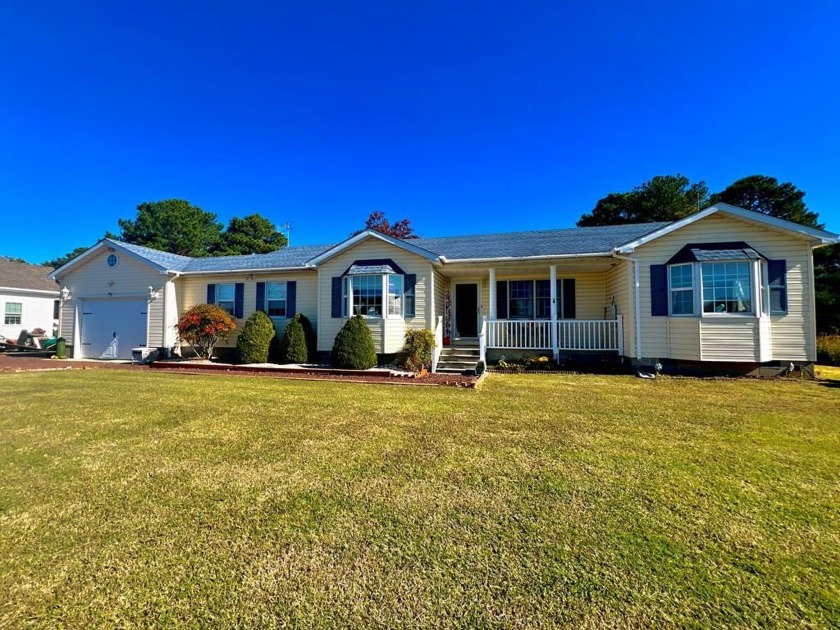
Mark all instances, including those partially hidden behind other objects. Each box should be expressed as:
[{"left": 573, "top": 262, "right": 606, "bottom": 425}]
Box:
[
  {"left": 669, "top": 263, "right": 694, "bottom": 316},
  {"left": 342, "top": 274, "right": 406, "bottom": 318}
]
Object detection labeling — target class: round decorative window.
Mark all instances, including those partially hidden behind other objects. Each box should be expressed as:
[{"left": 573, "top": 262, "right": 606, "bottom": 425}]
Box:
[{"left": 106, "top": 253, "right": 119, "bottom": 268}]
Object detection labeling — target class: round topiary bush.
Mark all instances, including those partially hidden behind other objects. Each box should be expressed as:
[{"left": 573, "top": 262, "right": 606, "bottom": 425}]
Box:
[
  {"left": 279, "top": 317, "right": 308, "bottom": 364},
  {"left": 331, "top": 315, "right": 377, "bottom": 369},
  {"left": 295, "top": 312, "right": 317, "bottom": 362},
  {"left": 236, "top": 310, "right": 275, "bottom": 364}
]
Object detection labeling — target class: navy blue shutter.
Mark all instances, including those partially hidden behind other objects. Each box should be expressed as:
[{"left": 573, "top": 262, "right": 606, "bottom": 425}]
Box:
[
  {"left": 255, "top": 282, "right": 266, "bottom": 312},
  {"left": 234, "top": 283, "right": 244, "bottom": 318},
  {"left": 331, "top": 277, "right": 343, "bottom": 318},
  {"left": 206, "top": 284, "right": 216, "bottom": 305},
  {"left": 286, "top": 281, "right": 297, "bottom": 318},
  {"left": 496, "top": 281, "right": 508, "bottom": 319},
  {"left": 650, "top": 265, "right": 668, "bottom": 316},
  {"left": 562, "top": 279, "right": 576, "bottom": 319},
  {"left": 768, "top": 260, "right": 788, "bottom": 314},
  {"left": 404, "top": 274, "right": 416, "bottom": 317}
]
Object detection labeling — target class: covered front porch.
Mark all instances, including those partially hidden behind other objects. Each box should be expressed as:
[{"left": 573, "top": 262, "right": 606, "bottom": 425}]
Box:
[{"left": 431, "top": 257, "right": 629, "bottom": 372}]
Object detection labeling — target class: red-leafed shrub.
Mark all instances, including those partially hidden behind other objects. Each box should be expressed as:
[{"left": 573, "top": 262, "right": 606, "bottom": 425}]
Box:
[{"left": 177, "top": 304, "right": 236, "bottom": 359}]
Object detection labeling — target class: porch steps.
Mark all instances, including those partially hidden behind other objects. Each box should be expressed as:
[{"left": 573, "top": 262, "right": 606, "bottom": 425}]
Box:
[{"left": 436, "top": 346, "right": 480, "bottom": 374}]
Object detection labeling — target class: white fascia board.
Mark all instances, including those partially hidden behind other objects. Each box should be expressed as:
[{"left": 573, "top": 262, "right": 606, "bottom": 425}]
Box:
[
  {"left": 306, "top": 230, "right": 440, "bottom": 266},
  {"left": 439, "top": 252, "right": 612, "bottom": 264},
  {"left": 615, "top": 203, "right": 840, "bottom": 254},
  {"left": 49, "top": 238, "right": 171, "bottom": 279},
  {"left": 0, "top": 286, "right": 60, "bottom": 296}
]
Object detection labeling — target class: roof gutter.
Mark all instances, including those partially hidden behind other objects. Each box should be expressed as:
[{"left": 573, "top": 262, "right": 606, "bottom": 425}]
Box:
[
  {"left": 439, "top": 251, "right": 612, "bottom": 265},
  {"left": 0, "top": 286, "right": 60, "bottom": 295},
  {"left": 611, "top": 251, "right": 643, "bottom": 362}
]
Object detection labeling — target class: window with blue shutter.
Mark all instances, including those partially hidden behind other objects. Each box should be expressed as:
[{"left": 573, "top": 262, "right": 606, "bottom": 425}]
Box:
[
  {"left": 767, "top": 260, "right": 787, "bottom": 315},
  {"left": 286, "top": 281, "right": 297, "bottom": 318},
  {"left": 255, "top": 282, "right": 266, "bottom": 313},
  {"left": 650, "top": 265, "right": 669, "bottom": 316},
  {"left": 404, "top": 274, "right": 416, "bottom": 317},
  {"left": 562, "top": 279, "right": 576, "bottom": 319},
  {"left": 331, "top": 277, "right": 343, "bottom": 318},
  {"left": 234, "top": 283, "right": 244, "bottom": 318}
]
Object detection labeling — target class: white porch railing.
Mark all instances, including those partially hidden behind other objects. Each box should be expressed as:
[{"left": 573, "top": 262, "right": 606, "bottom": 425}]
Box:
[
  {"left": 487, "top": 316, "right": 623, "bottom": 353},
  {"left": 478, "top": 316, "right": 487, "bottom": 364},
  {"left": 432, "top": 315, "right": 443, "bottom": 373}
]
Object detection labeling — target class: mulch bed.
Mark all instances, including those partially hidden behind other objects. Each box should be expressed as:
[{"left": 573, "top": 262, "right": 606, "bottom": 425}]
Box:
[{"left": 0, "top": 354, "right": 479, "bottom": 387}]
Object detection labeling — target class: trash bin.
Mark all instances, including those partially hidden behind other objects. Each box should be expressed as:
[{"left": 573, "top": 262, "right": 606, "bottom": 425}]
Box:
[{"left": 55, "top": 337, "right": 66, "bottom": 358}]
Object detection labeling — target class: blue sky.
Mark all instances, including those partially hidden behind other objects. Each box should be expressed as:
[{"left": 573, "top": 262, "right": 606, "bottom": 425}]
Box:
[{"left": 2, "top": 1, "right": 838, "bottom": 264}]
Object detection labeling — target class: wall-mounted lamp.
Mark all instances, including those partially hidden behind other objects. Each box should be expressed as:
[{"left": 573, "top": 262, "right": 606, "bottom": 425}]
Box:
[
  {"left": 148, "top": 286, "right": 158, "bottom": 300},
  {"left": 60, "top": 286, "right": 70, "bottom": 301}
]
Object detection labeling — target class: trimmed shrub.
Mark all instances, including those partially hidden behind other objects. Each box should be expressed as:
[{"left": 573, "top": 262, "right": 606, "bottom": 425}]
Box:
[
  {"left": 177, "top": 304, "right": 236, "bottom": 360},
  {"left": 279, "top": 317, "right": 308, "bottom": 364},
  {"left": 332, "top": 315, "right": 377, "bottom": 369},
  {"left": 295, "top": 312, "right": 317, "bottom": 362},
  {"left": 397, "top": 328, "right": 435, "bottom": 372},
  {"left": 236, "top": 310, "right": 275, "bottom": 364},
  {"left": 817, "top": 334, "right": 840, "bottom": 366}
]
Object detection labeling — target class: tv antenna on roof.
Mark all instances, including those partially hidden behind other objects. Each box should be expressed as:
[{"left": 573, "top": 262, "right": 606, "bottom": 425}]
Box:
[{"left": 281, "top": 222, "right": 292, "bottom": 246}]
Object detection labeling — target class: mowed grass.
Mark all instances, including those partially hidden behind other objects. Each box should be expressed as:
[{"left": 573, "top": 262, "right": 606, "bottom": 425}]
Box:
[{"left": 1, "top": 371, "right": 839, "bottom": 628}]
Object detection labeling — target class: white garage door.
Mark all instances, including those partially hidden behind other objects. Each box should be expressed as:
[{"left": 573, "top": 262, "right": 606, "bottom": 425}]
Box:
[{"left": 80, "top": 298, "right": 148, "bottom": 359}]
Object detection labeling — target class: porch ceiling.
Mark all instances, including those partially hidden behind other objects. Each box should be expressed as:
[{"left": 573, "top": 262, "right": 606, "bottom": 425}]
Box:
[{"left": 437, "top": 256, "right": 617, "bottom": 278}]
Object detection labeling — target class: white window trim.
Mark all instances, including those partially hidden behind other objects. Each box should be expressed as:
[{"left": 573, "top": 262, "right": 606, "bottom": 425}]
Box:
[
  {"left": 4, "top": 301, "right": 23, "bottom": 326},
  {"left": 668, "top": 263, "right": 695, "bottom": 317},
  {"left": 215, "top": 283, "right": 235, "bottom": 316},
  {"left": 344, "top": 274, "right": 405, "bottom": 320},
  {"left": 699, "top": 259, "right": 757, "bottom": 318},
  {"left": 265, "top": 281, "right": 287, "bottom": 318}
]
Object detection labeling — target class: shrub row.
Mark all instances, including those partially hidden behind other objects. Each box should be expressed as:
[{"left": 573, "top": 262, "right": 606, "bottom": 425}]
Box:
[{"left": 817, "top": 335, "right": 840, "bottom": 366}]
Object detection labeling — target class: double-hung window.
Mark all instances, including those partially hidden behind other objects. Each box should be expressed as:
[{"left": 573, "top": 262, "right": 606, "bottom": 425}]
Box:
[
  {"left": 388, "top": 275, "right": 403, "bottom": 316},
  {"left": 265, "top": 282, "right": 287, "bottom": 317},
  {"left": 352, "top": 274, "right": 383, "bottom": 317},
  {"left": 669, "top": 264, "right": 694, "bottom": 316},
  {"left": 215, "top": 284, "right": 235, "bottom": 315},
  {"left": 4, "top": 302, "right": 22, "bottom": 325},
  {"left": 508, "top": 280, "right": 534, "bottom": 319}
]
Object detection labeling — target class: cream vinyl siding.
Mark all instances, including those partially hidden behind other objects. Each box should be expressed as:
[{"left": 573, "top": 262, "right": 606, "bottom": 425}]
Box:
[
  {"left": 605, "top": 260, "right": 634, "bottom": 358},
  {"left": 179, "top": 271, "right": 318, "bottom": 347},
  {"left": 56, "top": 248, "right": 164, "bottom": 349},
  {"left": 667, "top": 318, "right": 701, "bottom": 361},
  {"left": 700, "top": 319, "right": 759, "bottom": 362},
  {"left": 316, "top": 238, "right": 433, "bottom": 354},
  {"left": 433, "top": 269, "right": 448, "bottom": 328},
  {"left": 631, "top": 213, "right": 815, "bottom": 362}
]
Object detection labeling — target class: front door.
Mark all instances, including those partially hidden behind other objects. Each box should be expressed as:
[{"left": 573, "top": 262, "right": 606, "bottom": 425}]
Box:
[{"left": 454, "top": 283, "right": 479, "bottom": 338}]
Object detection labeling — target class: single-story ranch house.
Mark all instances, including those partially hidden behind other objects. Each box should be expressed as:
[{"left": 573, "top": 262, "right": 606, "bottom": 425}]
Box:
[
  {"left": 50, "top": 203, "right": 838, "bottom": 375},
  {"left": 0, "top": 258, "right": 59, "bottom": 341}
]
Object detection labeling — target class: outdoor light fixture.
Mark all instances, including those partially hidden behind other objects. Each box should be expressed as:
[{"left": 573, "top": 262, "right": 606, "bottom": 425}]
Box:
[{"left": 60, "top": 286, "right": 70, "bottom": 301}]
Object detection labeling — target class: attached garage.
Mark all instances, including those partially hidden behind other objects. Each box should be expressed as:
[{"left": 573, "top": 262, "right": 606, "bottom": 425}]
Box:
[{"left": 80, "top": 298, "right": 148, "bottom": 359}]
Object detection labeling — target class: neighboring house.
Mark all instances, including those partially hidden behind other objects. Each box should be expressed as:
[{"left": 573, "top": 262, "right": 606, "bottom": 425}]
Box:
[
  {"left": 0, "top": 258, "right": 59, "bottom": 341},
  {"left": 49, "top": 203, "right": 838, "bottom": 374}
]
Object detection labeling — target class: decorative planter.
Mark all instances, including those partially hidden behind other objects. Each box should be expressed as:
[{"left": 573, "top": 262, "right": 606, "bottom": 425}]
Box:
[{"left": 443, "top": 336, "right": 451, "bottom": 346}]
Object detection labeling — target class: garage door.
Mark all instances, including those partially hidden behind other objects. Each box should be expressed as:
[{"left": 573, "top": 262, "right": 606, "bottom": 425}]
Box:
[{"left": 80, "top": 298, "right": 148, "bottom": 359}]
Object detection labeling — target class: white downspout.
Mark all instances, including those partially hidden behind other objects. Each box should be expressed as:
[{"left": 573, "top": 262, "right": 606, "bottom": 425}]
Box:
[{"left": 612, "top": 252, "right": 643, "bottom": 362}]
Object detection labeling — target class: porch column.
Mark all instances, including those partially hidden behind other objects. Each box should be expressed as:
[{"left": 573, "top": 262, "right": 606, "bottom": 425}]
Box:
[
  {"left": 550, "top": 264, "right": 558, "bottom": 360},
  {"left": 489, "top": 268, "right": 496, "bottom": 320}
]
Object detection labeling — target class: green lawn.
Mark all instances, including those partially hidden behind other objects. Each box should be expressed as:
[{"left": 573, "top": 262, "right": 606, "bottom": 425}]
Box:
[{"left": 1, "top": 371, "right": 838, "bottom": 628}]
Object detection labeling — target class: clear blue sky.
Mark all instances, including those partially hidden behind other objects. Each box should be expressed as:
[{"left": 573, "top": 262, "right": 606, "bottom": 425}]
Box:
[{"left": 2, "top": 1, "right": 838, "bottom": 264}]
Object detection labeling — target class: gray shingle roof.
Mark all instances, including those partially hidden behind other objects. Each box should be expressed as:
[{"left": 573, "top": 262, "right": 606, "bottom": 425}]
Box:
[
  {"left": 408, "top": 222, "right": 671, "bottom": 260},
  {"left": 0, "top": 258, "right": 59, "bottom": 292},
  {"left": 107, "top": 221, "right": 671, "bottom": 273},
  {"left": 181, "top": 245, "right": 331, "bottom": 273}
]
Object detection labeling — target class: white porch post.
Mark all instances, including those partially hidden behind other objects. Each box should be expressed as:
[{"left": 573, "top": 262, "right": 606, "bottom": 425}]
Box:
[
  {"left": 550, "top": 264, "right": 558, "bottom": 360},
  {"left": 489, "top": 268, "right": 496, "bottom": 319}
]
